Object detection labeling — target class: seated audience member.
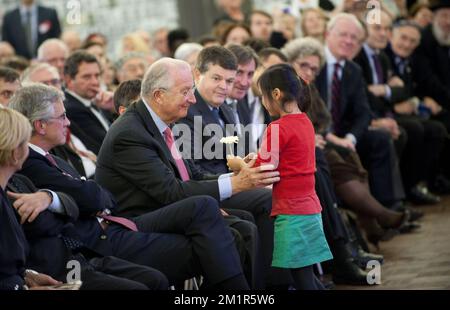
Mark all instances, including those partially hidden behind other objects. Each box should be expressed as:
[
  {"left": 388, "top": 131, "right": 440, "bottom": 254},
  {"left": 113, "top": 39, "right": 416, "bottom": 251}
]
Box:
[
  {"left": 10, "top": 83, "right": 250, "bottom": 290},
  {"left": 37, "top": 39, "right": 69, "bottom": 79},
  {"left": 300, "top": 7, "right": 328, "bottom": 43},
  {"left": 0, "top": 66, "right": 20, "bottom": 107},
  {"left": 220, "top": 23, "right": 252, "bottom": 46},
  {"left": 0, "top": 108, "right": 168, "bottom": 290},
  {"left": 174, "top": 43, "right": 203, "bottom": 72},
  {"left": 409, "top": 3, "right": 433, "bottom": 28},
  {"left": 0, "top": 41, "right": 15, "bottom": 61},
  {"left": 113, "top": 79, "right": 142, "bottom": 115},
  {"left": 63, "top": 51, "right": 114, "bottom": 154},
  {"left": 0, "top": 55, "right": 29, "bottom": 74},
  {"left": 116, "top": 52, "right": 149, "bottom": 84},
  {"left": 61, "top": 30, "right": 82, "bottom": 53},
  {"left": 21, "top": 63, "right": 97, "bottom": 178}
]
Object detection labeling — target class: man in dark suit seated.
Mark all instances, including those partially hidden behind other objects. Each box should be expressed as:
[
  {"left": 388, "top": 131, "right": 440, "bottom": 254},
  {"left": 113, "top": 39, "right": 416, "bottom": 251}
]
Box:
[
  {"left": 10, "top": 83, "right": 250, "bottom": 290},
  {"left": 176, "top": 47, "right": 285, "bottom": 288},
  {"left": 63, "top": 51, "right": 115, "bottom": 155},
  {"left": 95, "top": 57, "right": 281, "bottom": 289},
  {"left": 1, "top": 0, "right": 61, "bottom": 59},
  {"left": 315, "top": 13, "right": 405, "bottom": 208},
  {"left": 6, "top": 174, "right": 169, "bottom": 290}
]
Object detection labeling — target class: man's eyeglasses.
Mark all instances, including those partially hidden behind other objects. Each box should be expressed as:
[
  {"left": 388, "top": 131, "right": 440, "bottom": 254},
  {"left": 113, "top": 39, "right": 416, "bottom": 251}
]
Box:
[
  {"left": 41, "top": 79, "right": 62, "bottom": 87},
  {"left": 45, "top": 111, "right": 67, "bottom": 122},
  {"left": 295, "top": 61, "right": 320, "bottom": 76}
]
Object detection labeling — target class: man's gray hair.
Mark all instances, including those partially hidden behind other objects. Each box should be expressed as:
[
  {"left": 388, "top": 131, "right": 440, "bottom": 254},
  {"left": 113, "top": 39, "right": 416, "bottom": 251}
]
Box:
[
  {"left": 115, "top": 52, "right": 148, "bottom": 71},
  {"left": 327, "top": 12, "right": 364, "bottom": 34},
  {"left": 174, "top": 43, "right": 203, "bottom": 62},
  {"left": 282, "top": 37, "right": 326, "bottom": 68},
  {"left": 141, "top": 57, "right": 190, "bottom": 98},
  {"left": 9, "top": 83, "right": 64, "bottom": 132},
  {"left": 21, "top": 63, "right": 59, "bottom": 84},
  {"left": 37, "top": 38, "right": 69, "bottom": 60}
]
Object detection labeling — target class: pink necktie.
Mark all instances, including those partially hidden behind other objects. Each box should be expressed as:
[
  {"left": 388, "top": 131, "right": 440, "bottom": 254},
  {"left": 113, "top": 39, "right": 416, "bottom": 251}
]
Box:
[
  {"left": 100, "top": 214, "right": 138, "bottom": 232},
  {"left": 163, "top": 127, "right": 190, "bottom": 181},
  {"left": 45, "top": 153, "right": 59, "bottom": 167}
]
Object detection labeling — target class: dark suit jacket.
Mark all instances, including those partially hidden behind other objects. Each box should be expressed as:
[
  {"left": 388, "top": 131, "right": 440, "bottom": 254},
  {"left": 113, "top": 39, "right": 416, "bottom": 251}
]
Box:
[
  {"left": 64, "top": 91, "right": 108, "bottom": 155},
  {"left": 51, "top": 144, "right": 87, "bottom": 178},
  {"left": 412, "top": 25, "right": 450, "bottom": 109},
  {"left": 0, "top": 187, "right": 28, "bottom": 290},
  {"left": 1, "top": 5, "right": 61, "bottom": 59},
  {"left": 237, "top": 94, "right": 271, "bottom": 127},
  {"left": 95, "top": 100, "right": 220, "bottom": 217},
  {"left": 18, "top": 149, "right": 138, "bottom": 256},
  {"left": 384, "top": 44, "right": 415, "bottom": 102},
  {"left": 178, "top": 90, "right": 239, "bottom": 174},
  {"left": 354, "top": 49, "right": 405, "bottom": 117},
  {"left": 315, "top": 60, "right": 371, "bottom": 141},
  {"left": 5, "top": 174, "right": 86, "bottom": 280}
]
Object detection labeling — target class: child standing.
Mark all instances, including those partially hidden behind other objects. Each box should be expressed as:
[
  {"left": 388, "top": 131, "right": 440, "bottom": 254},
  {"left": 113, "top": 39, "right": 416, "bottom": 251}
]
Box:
[{"left": 255, "top": 64, "right": 333, "bottom": 290}]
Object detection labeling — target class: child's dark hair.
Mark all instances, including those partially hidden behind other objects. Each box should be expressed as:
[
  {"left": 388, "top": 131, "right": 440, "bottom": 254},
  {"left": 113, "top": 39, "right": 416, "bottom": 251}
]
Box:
[{"left": 258, "top": 63, "right": 311, "bottom": 113}]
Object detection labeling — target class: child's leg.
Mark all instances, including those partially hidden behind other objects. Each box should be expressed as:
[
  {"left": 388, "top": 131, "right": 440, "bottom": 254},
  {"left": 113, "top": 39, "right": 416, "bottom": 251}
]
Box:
[{"left": 291, "top": 265, "right": 325, "bottom": 290}]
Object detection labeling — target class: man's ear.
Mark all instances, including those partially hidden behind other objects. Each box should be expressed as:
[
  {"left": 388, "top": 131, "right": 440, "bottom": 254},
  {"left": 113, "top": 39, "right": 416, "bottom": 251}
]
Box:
[
  {"left": 193, "top": 68, "right": 201, "bottom": 84},
  {"left": 63, "top": 75, "right": 72, "bottom": 89},
  {"left": 152, "top": 89, "right": 165, "bottom": 105},
  {"left": 33, "top": 120, "right": 46, "bottom": 135}
]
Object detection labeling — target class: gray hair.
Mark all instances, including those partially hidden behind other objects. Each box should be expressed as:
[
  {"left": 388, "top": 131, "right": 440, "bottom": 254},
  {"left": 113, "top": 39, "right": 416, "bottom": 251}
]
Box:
[
  {"left": 37, "top": 38, "right": 69, "bottom": 60},
  {"left": 174, "top": 43, "right": 203, "bottom": 62},
  {"left": 115, "top": 52, "right": 148, "bottom": 71},
  {"left": 9, "top": 83, "right": 64, "bottom": 132},
  {"left": 327, "top": 12, "right": 364, "bottom": 34},
  {"left": 141, "top": 57, "right": 190, "bottom": 98},
  {"left": 21, "top": 63, "right": 59, "bottom": 84},
  {"left": 282, "top": 37, "right": 325, "bottom": 68}
]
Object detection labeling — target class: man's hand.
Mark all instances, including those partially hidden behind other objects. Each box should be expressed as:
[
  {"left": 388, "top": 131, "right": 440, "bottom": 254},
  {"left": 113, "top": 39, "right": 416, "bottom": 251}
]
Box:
[
  {"left": 93, "top": 90, "right": 114, "bottom": 112},
  {"left": 231, "top": 157, "right": 280, "bottom": 194},
  {"left": 368, "top": 84, "right": 387, "bottom": 97},
  {"left": 315, "top": 134, "right": 327, "bottom": 149},
  {"left": 371, "top": 118, "right": 401, "bottom": 140},
  {"left": 7, "top": 191, "right": 51, "bottom": 224},
  {"left": 388, "top": 76, "right": 404, "bottom": 87},
  {"left": 325, "top": 133, "right": 355, "bottom": 151},
  {"left": 394, "top": 101, "right": 415, "bottom": 115},
  {"left": 24, "top": 270, "right": 61, "bottom": 289},
  {"left": 423, "top": 97, "right": 442, "bottom": 115}
]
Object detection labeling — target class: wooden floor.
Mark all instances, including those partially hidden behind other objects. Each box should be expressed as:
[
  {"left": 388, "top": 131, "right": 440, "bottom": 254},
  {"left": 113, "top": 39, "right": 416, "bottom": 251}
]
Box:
[{"left": 337, "top": 195, "right": 450, "bottom": 290}]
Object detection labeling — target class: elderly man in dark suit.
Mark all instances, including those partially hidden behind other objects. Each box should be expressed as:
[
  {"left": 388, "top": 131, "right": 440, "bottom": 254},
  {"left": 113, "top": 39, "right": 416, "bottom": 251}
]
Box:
[
  {"left": 95, "top": 57, "right": 281, "bottom": 288},
  {"left": 1, "top": 0, "right": 61, "bottom": 59},
  {"left": 315, "top": 13, "right": 405, "bottom": 209},
  {"left": 10, "top": 83, "right": 250, "bottom": 290}
]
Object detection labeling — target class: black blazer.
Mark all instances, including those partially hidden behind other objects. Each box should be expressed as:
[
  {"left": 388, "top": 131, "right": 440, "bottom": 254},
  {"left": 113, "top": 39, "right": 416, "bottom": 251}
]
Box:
[
  {"left": 64, "top": 91, "right": 108, "bottom": 155},
  {"left": 315, "top": 60, "right": 371, "bottom": 142},
  {"left": 412, "top": 25, "right": 450, "bottom": 109},
  {"left": 1, "top": 5, "right": 61, "bottom": 59},
  {"left": 19, "top": 148, "right": 115, "bottom": 217},
  {"left": 237, "top": 95, "right": 272, "bottom": 127},
  {"left": 354, "top": 49, "right": 405, "bottom": 117},
  {"left": 384, "top": 44, "right": 415, "bottom": 102},
  {"left": 95, "top": 100, "right": 220, "bottom": 217},
  {"left": 0, "top": 187, "right": 28, "bottom": 290},
  {"left": 5, "top": 174, "right": 87, "bottom": 280},
  {"left": 178, "top": 90, "right": 239, "bottom": 174}
]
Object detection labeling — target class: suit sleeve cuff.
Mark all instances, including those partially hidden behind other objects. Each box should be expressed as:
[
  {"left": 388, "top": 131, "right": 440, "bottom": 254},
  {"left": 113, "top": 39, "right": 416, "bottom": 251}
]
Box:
[
  {"left": 218, "top": 173, "right": 233, "bottom": 201},
  {"left": 39, "top": 189, "right": 64, "bottom": 214},
  {"left": 345, "top": 133, "right": 357, "bottom": 145}
]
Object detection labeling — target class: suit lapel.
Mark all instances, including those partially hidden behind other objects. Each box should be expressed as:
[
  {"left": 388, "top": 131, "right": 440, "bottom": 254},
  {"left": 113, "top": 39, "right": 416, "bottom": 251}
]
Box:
[{"left": 134, "top": 100, "right": 190, "bottom": 178}]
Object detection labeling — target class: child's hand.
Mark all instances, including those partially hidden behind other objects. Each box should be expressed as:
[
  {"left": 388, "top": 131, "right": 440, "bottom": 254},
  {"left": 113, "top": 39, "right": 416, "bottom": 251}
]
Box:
[{"left": 226, "top": 155, "right": 247, "bottom": 173}]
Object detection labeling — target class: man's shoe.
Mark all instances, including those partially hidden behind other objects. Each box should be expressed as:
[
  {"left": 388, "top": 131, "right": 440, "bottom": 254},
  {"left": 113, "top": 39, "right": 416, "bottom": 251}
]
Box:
[
  {"left": 430, "top": 175, "right": 450, "bottom": 194},
  {"left": 408, "top": 185, "right": 440, "bottom": 205},
  {"left": 332, "top": 258, "right": 371, "bottom": 285}
]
